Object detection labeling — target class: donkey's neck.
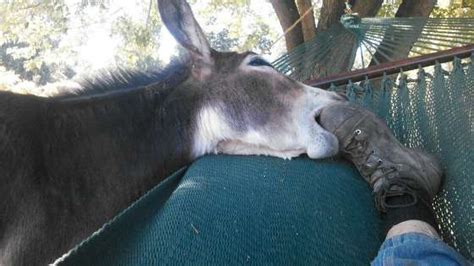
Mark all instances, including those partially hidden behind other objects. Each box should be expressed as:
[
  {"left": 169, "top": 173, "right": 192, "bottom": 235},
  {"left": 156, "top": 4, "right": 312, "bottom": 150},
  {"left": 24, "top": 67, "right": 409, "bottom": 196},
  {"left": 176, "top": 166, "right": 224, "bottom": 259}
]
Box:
[{"left": 42, "top": 83, "right": 201, "bottom": 246}]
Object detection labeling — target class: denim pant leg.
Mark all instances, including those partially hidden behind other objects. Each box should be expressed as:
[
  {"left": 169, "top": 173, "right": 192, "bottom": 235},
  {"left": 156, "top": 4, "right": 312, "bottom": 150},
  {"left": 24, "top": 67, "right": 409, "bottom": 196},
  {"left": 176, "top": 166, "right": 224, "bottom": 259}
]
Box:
[{"left": 371, "top": 233, "right": 471, "bottom": 266}]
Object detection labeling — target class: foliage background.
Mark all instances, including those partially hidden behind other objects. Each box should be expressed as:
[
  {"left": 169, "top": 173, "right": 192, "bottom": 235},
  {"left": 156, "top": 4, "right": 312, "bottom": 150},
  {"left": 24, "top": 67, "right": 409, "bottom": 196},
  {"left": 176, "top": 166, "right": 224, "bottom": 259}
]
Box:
[{"left": 0, "top": 0, "right": 473, "bottom": 95}]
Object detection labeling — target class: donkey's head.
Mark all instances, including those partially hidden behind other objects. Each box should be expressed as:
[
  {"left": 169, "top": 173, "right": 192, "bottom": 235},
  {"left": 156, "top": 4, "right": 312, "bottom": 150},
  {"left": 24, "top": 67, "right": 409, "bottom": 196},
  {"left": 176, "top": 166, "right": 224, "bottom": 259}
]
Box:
[{"left": 158, "top": 0, "right": 345, "bottom": 160}]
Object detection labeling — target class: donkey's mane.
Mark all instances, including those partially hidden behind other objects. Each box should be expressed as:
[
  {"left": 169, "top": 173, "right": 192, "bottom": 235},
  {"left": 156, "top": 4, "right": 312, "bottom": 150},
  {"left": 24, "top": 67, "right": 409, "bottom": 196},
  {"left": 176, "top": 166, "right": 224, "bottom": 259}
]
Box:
[{"left": 59, "top": 59, "right": 190, "bottom": 100}]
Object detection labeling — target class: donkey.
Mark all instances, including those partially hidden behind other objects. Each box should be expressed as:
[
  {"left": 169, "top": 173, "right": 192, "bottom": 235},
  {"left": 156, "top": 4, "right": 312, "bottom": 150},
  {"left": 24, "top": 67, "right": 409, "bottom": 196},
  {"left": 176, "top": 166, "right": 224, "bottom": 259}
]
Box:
[{"left": 0, "top": 0, "right": 345, "bottom": 265}]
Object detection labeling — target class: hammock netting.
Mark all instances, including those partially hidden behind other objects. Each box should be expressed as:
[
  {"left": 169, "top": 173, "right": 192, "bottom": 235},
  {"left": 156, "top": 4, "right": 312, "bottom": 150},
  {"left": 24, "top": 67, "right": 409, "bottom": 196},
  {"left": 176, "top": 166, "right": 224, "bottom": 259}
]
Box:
[
  {"left": 56, "top": 16, "right": 473, "bottom": 264},
  {"left": 57, "top": 55, "right": 473, "bottom": 265},
  {"left": 273, "top": 17, "right": 474, "bottom": 81},
  {"left": 326, "top": 56, "right": 473, "bottom": 260},
  {"left": 271, "top": 16, "right": 473, "bottom": 259}
]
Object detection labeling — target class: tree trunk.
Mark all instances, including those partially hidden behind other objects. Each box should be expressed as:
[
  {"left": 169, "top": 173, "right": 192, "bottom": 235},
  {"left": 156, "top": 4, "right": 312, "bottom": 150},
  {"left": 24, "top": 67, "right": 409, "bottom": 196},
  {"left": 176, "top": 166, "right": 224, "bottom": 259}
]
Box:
[
  {"left": 316, "top": 0, "right": 383, "bottom": 34},
  {"left": 352, "top": 0, "right": 383, "bottom": 17},
  {"left": 395, "top": 0, "right": 435, "bottom": 17},
  {"left": 296, "top": 0, "right": 317, "bottom": 42},
  {"left": 370, "top": 0, "right": 436, "bottom": 65},
  {"left": 304, "top": 0, "right": 382, "bottom": 80},
  {"left": 270, "top": 0, "right": 383, "bottom": 79},
  {"left": 270, "top": 0, "right": 304, "bottom": 52},
  {"left": 317, "top": 0, "right": 345, "bottom": 32}
]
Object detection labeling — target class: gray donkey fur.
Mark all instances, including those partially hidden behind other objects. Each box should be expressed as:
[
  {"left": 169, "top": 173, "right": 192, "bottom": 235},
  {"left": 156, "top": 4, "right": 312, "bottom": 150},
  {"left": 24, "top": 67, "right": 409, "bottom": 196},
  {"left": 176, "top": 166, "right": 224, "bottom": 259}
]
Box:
[{"left": 0, "top": 0, "right": 344, "bottom": 265}]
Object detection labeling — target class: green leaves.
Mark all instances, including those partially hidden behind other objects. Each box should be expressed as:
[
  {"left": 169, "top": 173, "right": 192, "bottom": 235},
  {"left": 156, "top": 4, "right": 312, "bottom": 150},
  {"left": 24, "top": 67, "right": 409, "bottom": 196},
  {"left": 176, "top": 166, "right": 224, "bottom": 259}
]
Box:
[
  {"left": 112, "top": 11, "right": 163, "bottom": 70},
  {"left": 0, "top": 0, "right": 279, "bottom": 91},
  {"left": 0, "top": 0, "right": 70, "bottom": 85}
]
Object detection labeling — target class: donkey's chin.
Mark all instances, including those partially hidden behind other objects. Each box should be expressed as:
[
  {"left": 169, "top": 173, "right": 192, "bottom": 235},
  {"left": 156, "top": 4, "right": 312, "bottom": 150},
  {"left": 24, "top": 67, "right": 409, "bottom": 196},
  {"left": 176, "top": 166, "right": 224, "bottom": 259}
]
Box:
[{"left": 306, "top": 131, "right": 339, "bottom": 159}]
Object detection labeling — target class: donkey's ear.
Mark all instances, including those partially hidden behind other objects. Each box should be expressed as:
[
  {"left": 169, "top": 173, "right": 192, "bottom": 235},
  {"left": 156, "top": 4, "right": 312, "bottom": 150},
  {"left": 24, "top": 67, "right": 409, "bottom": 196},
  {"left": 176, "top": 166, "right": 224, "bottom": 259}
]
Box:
[{"left": 158, "top": 0, "right": 213, "bottom": 79}]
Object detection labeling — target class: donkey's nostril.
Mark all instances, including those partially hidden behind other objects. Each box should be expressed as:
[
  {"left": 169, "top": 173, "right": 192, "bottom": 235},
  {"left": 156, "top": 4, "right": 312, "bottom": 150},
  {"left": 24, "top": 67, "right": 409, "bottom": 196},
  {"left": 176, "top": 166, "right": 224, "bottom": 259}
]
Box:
[{"left": 315, "top": 113, "right": 322, "bottom": 125}]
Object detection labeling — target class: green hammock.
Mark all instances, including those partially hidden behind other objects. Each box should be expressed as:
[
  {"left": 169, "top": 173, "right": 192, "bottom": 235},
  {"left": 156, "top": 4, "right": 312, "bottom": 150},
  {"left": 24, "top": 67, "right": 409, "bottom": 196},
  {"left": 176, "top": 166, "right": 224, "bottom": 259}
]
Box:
[
  {"left": 56, "top": 17, "right": 473, "bottom": 264},
  {"left": 56, "top": 53, "right": 473, "bottom": 265},
  {"left": 271, "top": 17, "right": 473, "bottom": 259},
  {"left": 57, "top": 156, "right": 385, "bottom": 265},
  {"left": 333, "top": 56, "right": 474, "bottom": 260}
]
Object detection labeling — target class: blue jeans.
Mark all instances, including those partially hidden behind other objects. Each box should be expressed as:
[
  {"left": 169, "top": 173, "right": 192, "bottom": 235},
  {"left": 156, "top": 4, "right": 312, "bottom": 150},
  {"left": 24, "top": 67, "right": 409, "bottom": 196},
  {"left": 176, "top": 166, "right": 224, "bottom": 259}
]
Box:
[{"left": 372, "top": 233, "right": 471, "bottom": 266}]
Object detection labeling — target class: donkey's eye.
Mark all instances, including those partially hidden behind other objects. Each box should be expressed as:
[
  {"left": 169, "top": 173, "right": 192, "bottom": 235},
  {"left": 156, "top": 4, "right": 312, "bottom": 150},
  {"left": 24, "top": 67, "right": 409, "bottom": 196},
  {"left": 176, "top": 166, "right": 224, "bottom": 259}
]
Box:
[{"left": 248, "top": 58, "right": 274, "bottom": 68}]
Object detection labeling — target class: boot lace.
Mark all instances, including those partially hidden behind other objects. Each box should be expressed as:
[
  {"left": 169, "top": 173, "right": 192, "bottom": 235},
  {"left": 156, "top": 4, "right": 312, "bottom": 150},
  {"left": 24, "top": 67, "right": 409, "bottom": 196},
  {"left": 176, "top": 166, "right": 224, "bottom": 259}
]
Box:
[{"left": 344, "top": 128, "right": 419, "bottom": 212}]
